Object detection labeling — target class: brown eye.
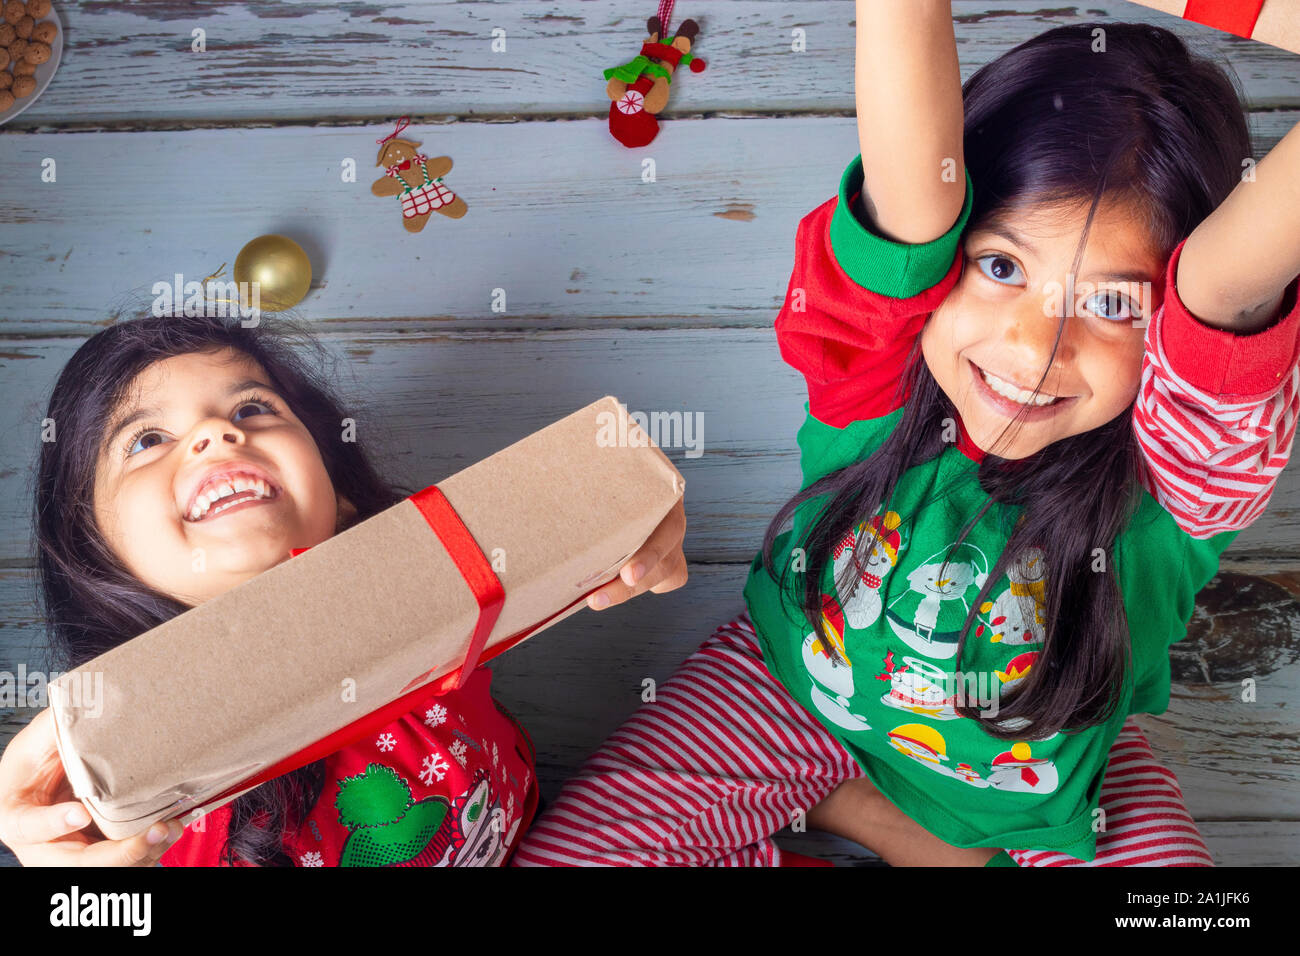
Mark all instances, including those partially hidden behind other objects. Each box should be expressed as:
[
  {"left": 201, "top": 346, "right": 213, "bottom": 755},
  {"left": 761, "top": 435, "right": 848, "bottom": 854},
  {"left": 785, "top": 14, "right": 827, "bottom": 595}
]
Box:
[
  {"left": 124, "top": 427, "right": 168, "bottom": 458},
  {"left": 232, "top": 400, "right": 273, "bottom": 422},
  {"left": 973, "top": 254, "right": 1023, "bottom": 285}
]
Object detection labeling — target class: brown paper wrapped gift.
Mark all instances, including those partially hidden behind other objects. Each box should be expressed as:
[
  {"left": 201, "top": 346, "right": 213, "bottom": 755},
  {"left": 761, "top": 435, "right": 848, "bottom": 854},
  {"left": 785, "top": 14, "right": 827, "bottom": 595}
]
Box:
[
  {"left": 1125, "top": 1, "right": 1300, "bottom": 56},
  {"left": 47, "top": 395, "right": 686, "bottom": 840}
]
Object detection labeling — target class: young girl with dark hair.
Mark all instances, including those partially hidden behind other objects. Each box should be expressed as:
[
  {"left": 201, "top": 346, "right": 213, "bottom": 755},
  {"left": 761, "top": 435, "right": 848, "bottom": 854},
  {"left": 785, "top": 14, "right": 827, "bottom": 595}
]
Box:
[
  {"left": 514, "top": 4, "right": 1300, "bottom": 866},
  {"left": 0, "top": 312, "right": 687, "bottom": 866}
]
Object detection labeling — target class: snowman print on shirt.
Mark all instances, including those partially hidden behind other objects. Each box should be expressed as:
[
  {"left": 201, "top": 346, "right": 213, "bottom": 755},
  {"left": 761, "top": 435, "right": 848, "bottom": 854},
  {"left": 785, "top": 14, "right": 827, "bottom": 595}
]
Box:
[
  {"left": 435, "top": 772, "right": 521, "bottom": 867},
  {"left": 995, "top": 651, "right": 1039, "bottom": 695},
  {"left": 886, "top": 723, "right": 988, "bottom": 785},
  {"left": 975, "top": 546, "right": 1048, "bottom": 647},
  {"left": 800, "top": 512, "right": 906, "bottom": 731},
  {"left": 874, "top": 645, "right": 1051, "bottom": 729},
  {"left": 983, "top": 742, "right": 1059, "bottom": 793},
  {"left": 801, "top": 595, "right": 871, "bottom": 731},
  {"left": 876, "top": 651, "right": 961, "bottom": 720},
  {"left": 809, "top": 502, "right": 1061, "bottom": 795},
  {"left": 880, "top": 648, "right": 1061, "bottom": 794},
  {"left": 884, "top": 542, "right": 991, "bottom": 660},
  {"left": 886, "top": 722, "right": 1060, "bottom": 794},
  {"left": 831, "top": 510, "right": 904, "bottom": 629}
]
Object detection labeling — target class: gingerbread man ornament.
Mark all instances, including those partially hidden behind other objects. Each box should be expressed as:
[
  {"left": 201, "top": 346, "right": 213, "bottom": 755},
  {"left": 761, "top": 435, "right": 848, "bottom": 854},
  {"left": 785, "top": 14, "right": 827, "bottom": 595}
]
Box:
[{"left": 371, "top": 117, "right": 468, "bottom": 233}]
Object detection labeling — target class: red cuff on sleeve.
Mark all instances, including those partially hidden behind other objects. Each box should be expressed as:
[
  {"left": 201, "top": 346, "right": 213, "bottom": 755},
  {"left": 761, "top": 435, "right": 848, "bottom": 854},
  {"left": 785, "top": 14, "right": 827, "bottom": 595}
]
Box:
[{"left": 1159, "top": 237, "right": 1300, "bottom": 400}]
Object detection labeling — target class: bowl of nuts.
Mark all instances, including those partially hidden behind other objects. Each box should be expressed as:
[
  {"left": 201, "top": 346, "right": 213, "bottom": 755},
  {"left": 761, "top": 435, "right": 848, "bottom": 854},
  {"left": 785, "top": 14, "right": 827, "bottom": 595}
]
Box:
[{"left": 0, "top": 0, "right": 61, "bottom": 125}]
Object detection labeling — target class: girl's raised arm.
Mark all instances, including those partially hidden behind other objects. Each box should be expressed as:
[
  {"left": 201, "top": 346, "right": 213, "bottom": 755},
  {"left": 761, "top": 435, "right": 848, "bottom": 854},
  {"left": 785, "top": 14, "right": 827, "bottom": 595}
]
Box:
[
  {"left": 1130, "top": 119, "right": 1300, "bottom": 538},
  {"left": 1174, "top": 119, "right": 1300, "bottom": 333},
  {"left": 854, "top": 0, "right": 966, "bottom": 243},
  {"left": 771, "top": 2, "right": 974, "bottom": 429}
]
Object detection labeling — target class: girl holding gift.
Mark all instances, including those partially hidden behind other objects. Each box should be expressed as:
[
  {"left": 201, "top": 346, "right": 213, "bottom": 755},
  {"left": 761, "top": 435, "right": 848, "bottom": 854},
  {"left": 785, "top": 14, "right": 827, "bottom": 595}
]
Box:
[
  {"left": 515, "top": 3, "right": 1300, "bottom": 866},
  {"left": 0, "top": 313, "right": 687, "bottom": 866}
]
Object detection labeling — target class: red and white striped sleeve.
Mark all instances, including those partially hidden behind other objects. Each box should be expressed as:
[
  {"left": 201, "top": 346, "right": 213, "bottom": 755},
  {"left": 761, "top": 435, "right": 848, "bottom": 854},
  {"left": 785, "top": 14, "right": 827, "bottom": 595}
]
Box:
[{"left": 1133, "top": 237, "right": 1300, "bottom": 538}]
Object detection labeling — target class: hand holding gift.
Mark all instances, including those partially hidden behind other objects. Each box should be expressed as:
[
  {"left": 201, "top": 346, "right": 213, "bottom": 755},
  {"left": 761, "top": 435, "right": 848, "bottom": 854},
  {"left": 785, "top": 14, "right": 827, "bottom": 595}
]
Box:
[
  {"left": 0, "top": 709, "right": 184, "bottom": 866},
  {"left": 586, "top": 496, "right": 687, "bottom": 610}
]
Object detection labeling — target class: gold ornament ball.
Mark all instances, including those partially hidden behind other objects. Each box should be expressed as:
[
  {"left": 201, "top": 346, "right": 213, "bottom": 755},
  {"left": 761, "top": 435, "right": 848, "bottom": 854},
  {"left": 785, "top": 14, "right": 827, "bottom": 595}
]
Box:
[{"left": 233, "top": 235, "right": 312, "bottom": 312}]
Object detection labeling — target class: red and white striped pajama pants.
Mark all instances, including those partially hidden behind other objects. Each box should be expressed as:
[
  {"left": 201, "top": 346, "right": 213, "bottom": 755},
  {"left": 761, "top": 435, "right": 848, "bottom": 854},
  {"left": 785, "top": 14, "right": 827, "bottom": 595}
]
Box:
[{"left": 510, "top": 612, "right": 1214, "bottom": 867}]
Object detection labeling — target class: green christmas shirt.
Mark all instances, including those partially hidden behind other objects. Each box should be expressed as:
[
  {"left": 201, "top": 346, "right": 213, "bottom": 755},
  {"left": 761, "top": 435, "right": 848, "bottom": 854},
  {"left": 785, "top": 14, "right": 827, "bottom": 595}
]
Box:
[{"left": 742, "top": 155, "right": 1243, "bottom": 862}]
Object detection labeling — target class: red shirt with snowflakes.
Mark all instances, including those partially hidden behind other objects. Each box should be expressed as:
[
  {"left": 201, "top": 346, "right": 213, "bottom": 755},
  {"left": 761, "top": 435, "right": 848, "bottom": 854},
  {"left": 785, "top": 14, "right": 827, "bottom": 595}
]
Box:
[{"left": 160, "top": 665, "right": 538, "bottom": 867}]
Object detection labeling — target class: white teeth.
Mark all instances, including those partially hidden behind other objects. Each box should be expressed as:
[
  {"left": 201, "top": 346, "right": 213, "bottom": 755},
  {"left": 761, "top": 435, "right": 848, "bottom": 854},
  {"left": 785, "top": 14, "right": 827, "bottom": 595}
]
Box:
[
  {"left": 189, "top": 475, "right": 274, "bottom": 521},
  {"left": 979, "top": 366, "right": 1060, "bottom": 406}
]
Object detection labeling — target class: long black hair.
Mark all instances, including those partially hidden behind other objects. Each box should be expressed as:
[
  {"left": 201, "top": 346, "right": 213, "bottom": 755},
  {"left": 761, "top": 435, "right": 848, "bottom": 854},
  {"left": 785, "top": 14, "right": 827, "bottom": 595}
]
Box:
[
  {"left": 760, "top": 22, "right": 1252, "bottom": 740},
  {"left": 33, "top": 310, "right": 419, "bottom": 865}
]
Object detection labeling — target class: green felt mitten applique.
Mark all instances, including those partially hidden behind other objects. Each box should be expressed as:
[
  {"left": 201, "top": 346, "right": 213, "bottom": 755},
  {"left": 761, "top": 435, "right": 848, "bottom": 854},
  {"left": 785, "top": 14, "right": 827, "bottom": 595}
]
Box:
[{"left": 335, "top": 763, "right": 452, "bottom": 867}]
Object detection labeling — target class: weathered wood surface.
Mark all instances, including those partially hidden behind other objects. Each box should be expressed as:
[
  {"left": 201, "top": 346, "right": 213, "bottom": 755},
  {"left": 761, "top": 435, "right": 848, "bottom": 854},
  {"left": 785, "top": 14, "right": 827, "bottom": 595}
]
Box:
[
  {"left": 4, "top": 1, "right": 1298, "bottom": 127},
  {"left": 2, "top": 1, "right": 1299, "bottom": 867},
  {"left": 3, "top": 113, "right": 1299, "bottom": 337}
]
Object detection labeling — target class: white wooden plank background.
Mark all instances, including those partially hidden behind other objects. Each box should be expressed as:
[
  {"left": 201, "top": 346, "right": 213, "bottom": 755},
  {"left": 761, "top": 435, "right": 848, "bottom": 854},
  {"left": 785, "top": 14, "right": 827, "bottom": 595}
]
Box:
[
  {"left": 6, "top": 1, "right": 1299, "bottom": 126},
  {"left": 2, "top": 111, "right": 1298, "bottom": 332},
  {"left": 2, "top": 1, "right": 1299, "bottom": 866}
]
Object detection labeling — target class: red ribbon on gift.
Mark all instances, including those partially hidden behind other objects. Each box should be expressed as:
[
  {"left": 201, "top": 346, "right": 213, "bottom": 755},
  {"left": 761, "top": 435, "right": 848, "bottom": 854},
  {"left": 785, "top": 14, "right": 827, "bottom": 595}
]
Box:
[
  {"left": 403, "top": 483, "right": 505, "bottom": 694},
  {"left": 1183, "top": 0, "right": 1266, "bottom": 38},
  {"left": 180, "top": 484, "right": 613, "bottom": 819}
]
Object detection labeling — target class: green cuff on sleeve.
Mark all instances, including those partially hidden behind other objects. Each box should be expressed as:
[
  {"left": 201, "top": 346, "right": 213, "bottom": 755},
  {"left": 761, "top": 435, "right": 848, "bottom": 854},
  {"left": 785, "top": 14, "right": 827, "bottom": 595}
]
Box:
[
  {"left": 829, "top": 154, "right": 975, "bottom": 299},
  {"left": 984, "top": 849, "right": 1020, "bottom": 867}
]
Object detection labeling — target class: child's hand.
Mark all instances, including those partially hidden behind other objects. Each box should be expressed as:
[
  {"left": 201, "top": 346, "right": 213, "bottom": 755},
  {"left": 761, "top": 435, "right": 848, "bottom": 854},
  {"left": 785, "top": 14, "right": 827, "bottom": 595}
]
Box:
[
  {"left": 0, "top": 708, "right": 184, "bottom": 866},
  {"left": 586, "top": 498, "right": 687, "bottom": 610}
]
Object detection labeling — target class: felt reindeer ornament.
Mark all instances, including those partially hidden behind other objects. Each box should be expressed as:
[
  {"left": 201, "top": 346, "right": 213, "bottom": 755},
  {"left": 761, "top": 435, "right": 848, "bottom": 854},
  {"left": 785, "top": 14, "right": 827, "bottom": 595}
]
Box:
[
  {"left": 603, "top": 1, "right": 707, "bottom": 148},
  {"left": 371, "top": 116, "right": 468, "bottom": 233}
]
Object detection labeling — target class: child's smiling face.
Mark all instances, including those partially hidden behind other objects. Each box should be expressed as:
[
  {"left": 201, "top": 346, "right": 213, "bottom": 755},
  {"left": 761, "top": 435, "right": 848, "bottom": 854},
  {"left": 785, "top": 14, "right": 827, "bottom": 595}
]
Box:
[
  {"left": 92, "top": 347, "right": 355, "bottom": 606},
  {"left": 921, "top": 194, "right": 1164, "bottom": 460}
]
